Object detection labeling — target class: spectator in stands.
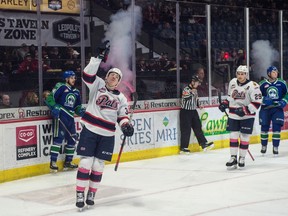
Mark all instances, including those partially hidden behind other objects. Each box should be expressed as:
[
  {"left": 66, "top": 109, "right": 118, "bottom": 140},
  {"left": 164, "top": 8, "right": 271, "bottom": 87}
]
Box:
[
  {"left": 20, "top": 91, "right": 39, "bottom": 107},
  {"left": 235, "top": 49, "right": 246, "bottom": 67},
  {"left": 29, "top": 44, "right": 37, "bottom": 58},
  {"left": 62, "top": 47, "right": 81, "bottom": 72},
  {"left": 159, "top": 22, "right": 176, "bottom": 41},
  {"left": 194, "top": 67, "right": 209, "bottom": 97},
  {"left": 17, "top": 53, "right": 37, "bottom": 74},
  {"left": 0, "top": 94, "right": 12, "bottom": 108},
  {"left": 42, "top": 90, "right": 51, "bottom": 106},
  {"left": 15, "top": 43, "right": 30, "bottom": 62},
  {"left": 137, "top": 57, "right": 148, "bottom": 72},
  {"left": 48, "top": 47, "right": 63, "bottom": 69}
]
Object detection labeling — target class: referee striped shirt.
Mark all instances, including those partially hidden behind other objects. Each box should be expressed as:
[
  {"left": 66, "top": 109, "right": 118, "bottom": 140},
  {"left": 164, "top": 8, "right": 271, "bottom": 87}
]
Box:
[{"left": 181, "top": 85, "right": 198, "bottom": 110}]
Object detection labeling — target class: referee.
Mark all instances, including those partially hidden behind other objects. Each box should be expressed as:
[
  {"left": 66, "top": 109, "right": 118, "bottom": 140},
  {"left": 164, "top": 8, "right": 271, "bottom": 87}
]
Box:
[{"left": 179, "top": 75, "right": 214, "bottom": 154}]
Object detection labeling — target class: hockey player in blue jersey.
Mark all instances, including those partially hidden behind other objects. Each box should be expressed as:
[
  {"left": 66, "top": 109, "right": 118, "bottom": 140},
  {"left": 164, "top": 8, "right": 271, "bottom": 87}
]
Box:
[
  {"left": 46, "top": 70, "right": 86, "bottom": 172},
  {"left": 259, "top": 66, "right": 288, "bottom": 155}
]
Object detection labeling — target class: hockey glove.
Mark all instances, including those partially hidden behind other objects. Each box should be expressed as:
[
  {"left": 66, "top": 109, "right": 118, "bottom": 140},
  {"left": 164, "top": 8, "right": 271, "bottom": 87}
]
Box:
[
  {"left": 51, "top": 105, "right": 61, "bottom": 118},
  {"left": 276, "top": 100, "right": 287, "bottom": 108},
  {"left": 121, "top": 122, "right": 134, "bottom": 137},
  {"left": 71, "top": 133, "right": 79, "bottom": 142},
  {"left": 77, "top": 107, "right": 86, "bottom": 117},
  {"left": 263, "top": 96, "right": 273, "bottom": 106},
  {"left": 234, "top": 106, "right": 249, "bottom": 117},
  {"left": 218, "top": 100, "right": 229, "bottom": 112},
  {"left": 97, "top": 40, "right": 110, "bottom": 62}
]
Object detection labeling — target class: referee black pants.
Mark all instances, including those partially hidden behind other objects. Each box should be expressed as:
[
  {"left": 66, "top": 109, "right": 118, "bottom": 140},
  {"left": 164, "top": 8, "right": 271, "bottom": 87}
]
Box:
[{"left": 180, "top": 109, "right": 207, "bottom": 149}]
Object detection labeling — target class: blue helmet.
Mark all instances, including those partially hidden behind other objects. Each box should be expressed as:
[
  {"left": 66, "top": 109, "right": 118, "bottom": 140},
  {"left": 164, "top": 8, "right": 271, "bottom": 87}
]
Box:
[
  {"left": 267, "top": 66, "right": 278, "bottom": 75},
  {"left": 63, "top": 70, "right": 75, "bottom": 79}
]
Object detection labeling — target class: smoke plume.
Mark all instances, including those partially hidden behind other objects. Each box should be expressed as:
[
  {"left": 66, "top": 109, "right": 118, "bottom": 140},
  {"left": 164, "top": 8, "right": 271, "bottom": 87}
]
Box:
[
  {"left": 102, "top": 5, "right": 142, "bottom": 99},
  {"left": 251, "top": 40, "right": 279, "bottom": 80}
]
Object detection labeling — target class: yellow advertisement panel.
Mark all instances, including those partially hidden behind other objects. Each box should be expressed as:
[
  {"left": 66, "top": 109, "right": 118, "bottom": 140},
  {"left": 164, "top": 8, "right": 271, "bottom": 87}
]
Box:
[{"left": 0, "top": 0, "right": 80, "bottom": 14}]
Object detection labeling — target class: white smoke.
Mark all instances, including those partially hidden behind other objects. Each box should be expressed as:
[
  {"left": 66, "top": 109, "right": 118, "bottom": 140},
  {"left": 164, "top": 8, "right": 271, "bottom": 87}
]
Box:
[
  {"left": 251, "top": 40, "right": 279, "bottom": 80},
  {"left": 102, "top": 5, "right": 142, "bottom": 99}
]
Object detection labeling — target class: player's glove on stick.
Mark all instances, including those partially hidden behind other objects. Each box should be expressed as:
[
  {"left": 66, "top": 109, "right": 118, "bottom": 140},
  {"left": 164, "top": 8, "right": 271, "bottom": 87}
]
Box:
[
  {"left": 234, "top": 106, "right": 249, "bottom": 117},
  {"left": 97, "top": 40, "right": 110, "bottom": 62},
  {"left": 51, "top": 105, "right": 61, "bottom": 118},
  {"left": 78, "top": 107, "right": 86, "bottom": 117},
  {"left": 218, "top": 100, "right": 229, "bottom": 112},
  {"left": 121, "top": 122, "right": 134, "bottom": 137},
  {"left": 276, "top": 100, "right": 287, "bottom": 108},
  {"left": 263, "top": 96, "right": 273, "bottom": 106}
]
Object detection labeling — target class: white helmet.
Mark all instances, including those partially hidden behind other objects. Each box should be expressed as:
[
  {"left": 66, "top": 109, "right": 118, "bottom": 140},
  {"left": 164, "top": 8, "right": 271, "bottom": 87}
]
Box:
[
  {"left": 106, "top": 68, "right": 122, "bottom": 83},
  {"left": 236, "top": 65, "right": 249, "bottom": 76}
]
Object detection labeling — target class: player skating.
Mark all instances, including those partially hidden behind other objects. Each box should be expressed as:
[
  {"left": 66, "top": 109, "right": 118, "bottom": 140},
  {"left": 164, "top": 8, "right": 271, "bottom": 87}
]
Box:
[
  {"left": 219, "top": 65, "right": 262, "bottom": 169},
  {"left": 179, "top": 75, "right": 214, "bottom": 154},
  {"left": 259, "top": 66, "right": 288, "bottom": 156},
  {"left": 46, "top": 71, "right": 85, "bottom": 172},
  {"left": 75, "top": 42, "right": 134, "bottom": 211}
]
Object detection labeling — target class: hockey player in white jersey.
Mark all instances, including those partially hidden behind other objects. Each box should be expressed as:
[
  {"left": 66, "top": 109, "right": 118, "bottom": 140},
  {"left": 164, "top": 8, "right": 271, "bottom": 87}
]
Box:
[
  {"left": 218, "top": 65, "right": 262, "bottom": 169},
  {"left": 75, "top": 42, "right": 134, "bottom": 210}
]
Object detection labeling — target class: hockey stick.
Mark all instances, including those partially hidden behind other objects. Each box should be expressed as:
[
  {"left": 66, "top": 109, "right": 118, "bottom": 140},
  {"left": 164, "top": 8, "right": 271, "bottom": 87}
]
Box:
[
  {"left": 114, "top": 92, "right": 138, "bottom": 171},
  {"left": 264, "top": 104, "right": 280, "bottom": 109},
  {"left": 218, "top": 91, "right": 255, "bottom": 161},
  {"left": 58, "top": 118, "right": 78, "bottom": 143}
]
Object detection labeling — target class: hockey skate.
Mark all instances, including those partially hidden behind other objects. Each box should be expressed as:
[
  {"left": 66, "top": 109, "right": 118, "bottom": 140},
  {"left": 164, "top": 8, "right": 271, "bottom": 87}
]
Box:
[
  {"left": 226, "top": 155, "right": 237, "bottom": 170},
  {"left": 201, "top": 142, "right": 214, "bottom": 151},
  {"left": 63, "top": 161, "right": 78, "bottom": 171},
  {"left": 179, "top": 148, "right": 190, "bottom": 155},
  {"left": 238, "top": 156, "right": 245, "bottom": 169},
  {"left": 76, "top": 191, "right": 85, "bottom": 211},
  {"left": 86, "top": 190, "right": 96, "bottom": 208},
  {"left": 50, "top": 161, "right": 58, "bottom": 173},
  {"left": 260, "top": 145, "right": 267, "bottom": 155},
  {"left": 273, "top": 146, "right": 279, "bottom": 156}
]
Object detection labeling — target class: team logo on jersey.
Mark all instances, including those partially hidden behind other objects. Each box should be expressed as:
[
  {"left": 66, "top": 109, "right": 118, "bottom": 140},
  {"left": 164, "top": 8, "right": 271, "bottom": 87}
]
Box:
[
  {"left": 267, "top": 86, "right": 279, "bottom": 99},
  {"left": 65, "top": 93, "right": 76, "bottom": 108},
  {"left": 231, "top": 90, "right": 245, "bottom": 99},
  {"left": 96, "top": 95, "right": 119, "bottom": 110}
]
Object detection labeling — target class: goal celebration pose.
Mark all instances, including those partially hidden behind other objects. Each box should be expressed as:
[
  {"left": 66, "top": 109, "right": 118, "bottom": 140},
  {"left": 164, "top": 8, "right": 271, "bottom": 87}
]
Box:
[{"left": 75, "top": 44, "right": 134, "bottom": 210}]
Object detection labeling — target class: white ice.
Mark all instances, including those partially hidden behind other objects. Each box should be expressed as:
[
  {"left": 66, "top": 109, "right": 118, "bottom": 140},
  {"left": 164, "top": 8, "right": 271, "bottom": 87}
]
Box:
[{"left": 1, "top": 142, "right": 288, "bottom": 216}]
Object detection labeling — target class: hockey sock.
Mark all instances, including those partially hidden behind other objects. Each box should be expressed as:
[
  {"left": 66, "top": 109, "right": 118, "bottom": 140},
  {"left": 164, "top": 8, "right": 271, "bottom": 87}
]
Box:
[
  {"left": 65, "top": 145, "right": 75, "bottom": 162},
  {"left": 260, "top": 125, "right": 269, "bottom": 146},
  {"left": 89, "top": 158, "right": 105, "bottom": 192},
  {"left": 50, "top": 144, "right": 61, "bottom": 162},
  {"left": 229, "top": 131, "right": 239, "bottom": 156},
  {"left": 272, "top": 131, "right": 280, "bottom": 147},
  {"left": 76, "top": 157, "right": 94, "bottom": 192},
  {"left": 239, "top": 133, "right": 250, "bottom": 157}
]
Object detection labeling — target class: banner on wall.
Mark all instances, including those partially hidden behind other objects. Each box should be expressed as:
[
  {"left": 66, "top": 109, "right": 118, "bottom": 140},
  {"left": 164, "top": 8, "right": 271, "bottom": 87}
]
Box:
[
  {"left": 0, "top": 12, "right": 89, "bottom": 46},
  {"left": 16, "top": 125, "right": 38, "bottom": 160},
  {"left": 0, "top": 0, "right": 80, "bottom": 14}
]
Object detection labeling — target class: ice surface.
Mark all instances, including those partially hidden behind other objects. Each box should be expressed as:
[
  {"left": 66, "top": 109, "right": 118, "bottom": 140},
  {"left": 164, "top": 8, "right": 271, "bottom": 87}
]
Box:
[{"left": 0, "top": 142, "right": 288, "bottom": 216}]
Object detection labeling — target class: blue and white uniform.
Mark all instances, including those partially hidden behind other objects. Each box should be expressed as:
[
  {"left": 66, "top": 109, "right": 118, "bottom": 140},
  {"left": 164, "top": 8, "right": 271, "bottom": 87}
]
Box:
[{"left": 259, "top": 76, "right": 288, "bottom": 150}]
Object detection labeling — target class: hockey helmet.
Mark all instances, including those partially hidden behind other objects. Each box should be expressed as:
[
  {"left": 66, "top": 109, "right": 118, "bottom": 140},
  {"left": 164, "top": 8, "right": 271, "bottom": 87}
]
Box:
[
  {"left": 106, "top": 68, "right": 122, "bottom": 82},
  {"left": 63, "top": 70, "right": 76, "bottom": 80},
  {"left": 236, "top": 65, "right": 249, "bottom": 75},
  {"left": 267, "top": 66, "right": 278, "bottom": 75},
  {"left": 191, "top": 75, "right": 201, "bottom": 83}
]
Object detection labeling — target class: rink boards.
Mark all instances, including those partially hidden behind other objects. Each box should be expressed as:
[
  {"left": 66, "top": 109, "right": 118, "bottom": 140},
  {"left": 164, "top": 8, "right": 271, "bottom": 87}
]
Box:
[{"left": 1, "top": 102, "right": 288, "bottom": 183}]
